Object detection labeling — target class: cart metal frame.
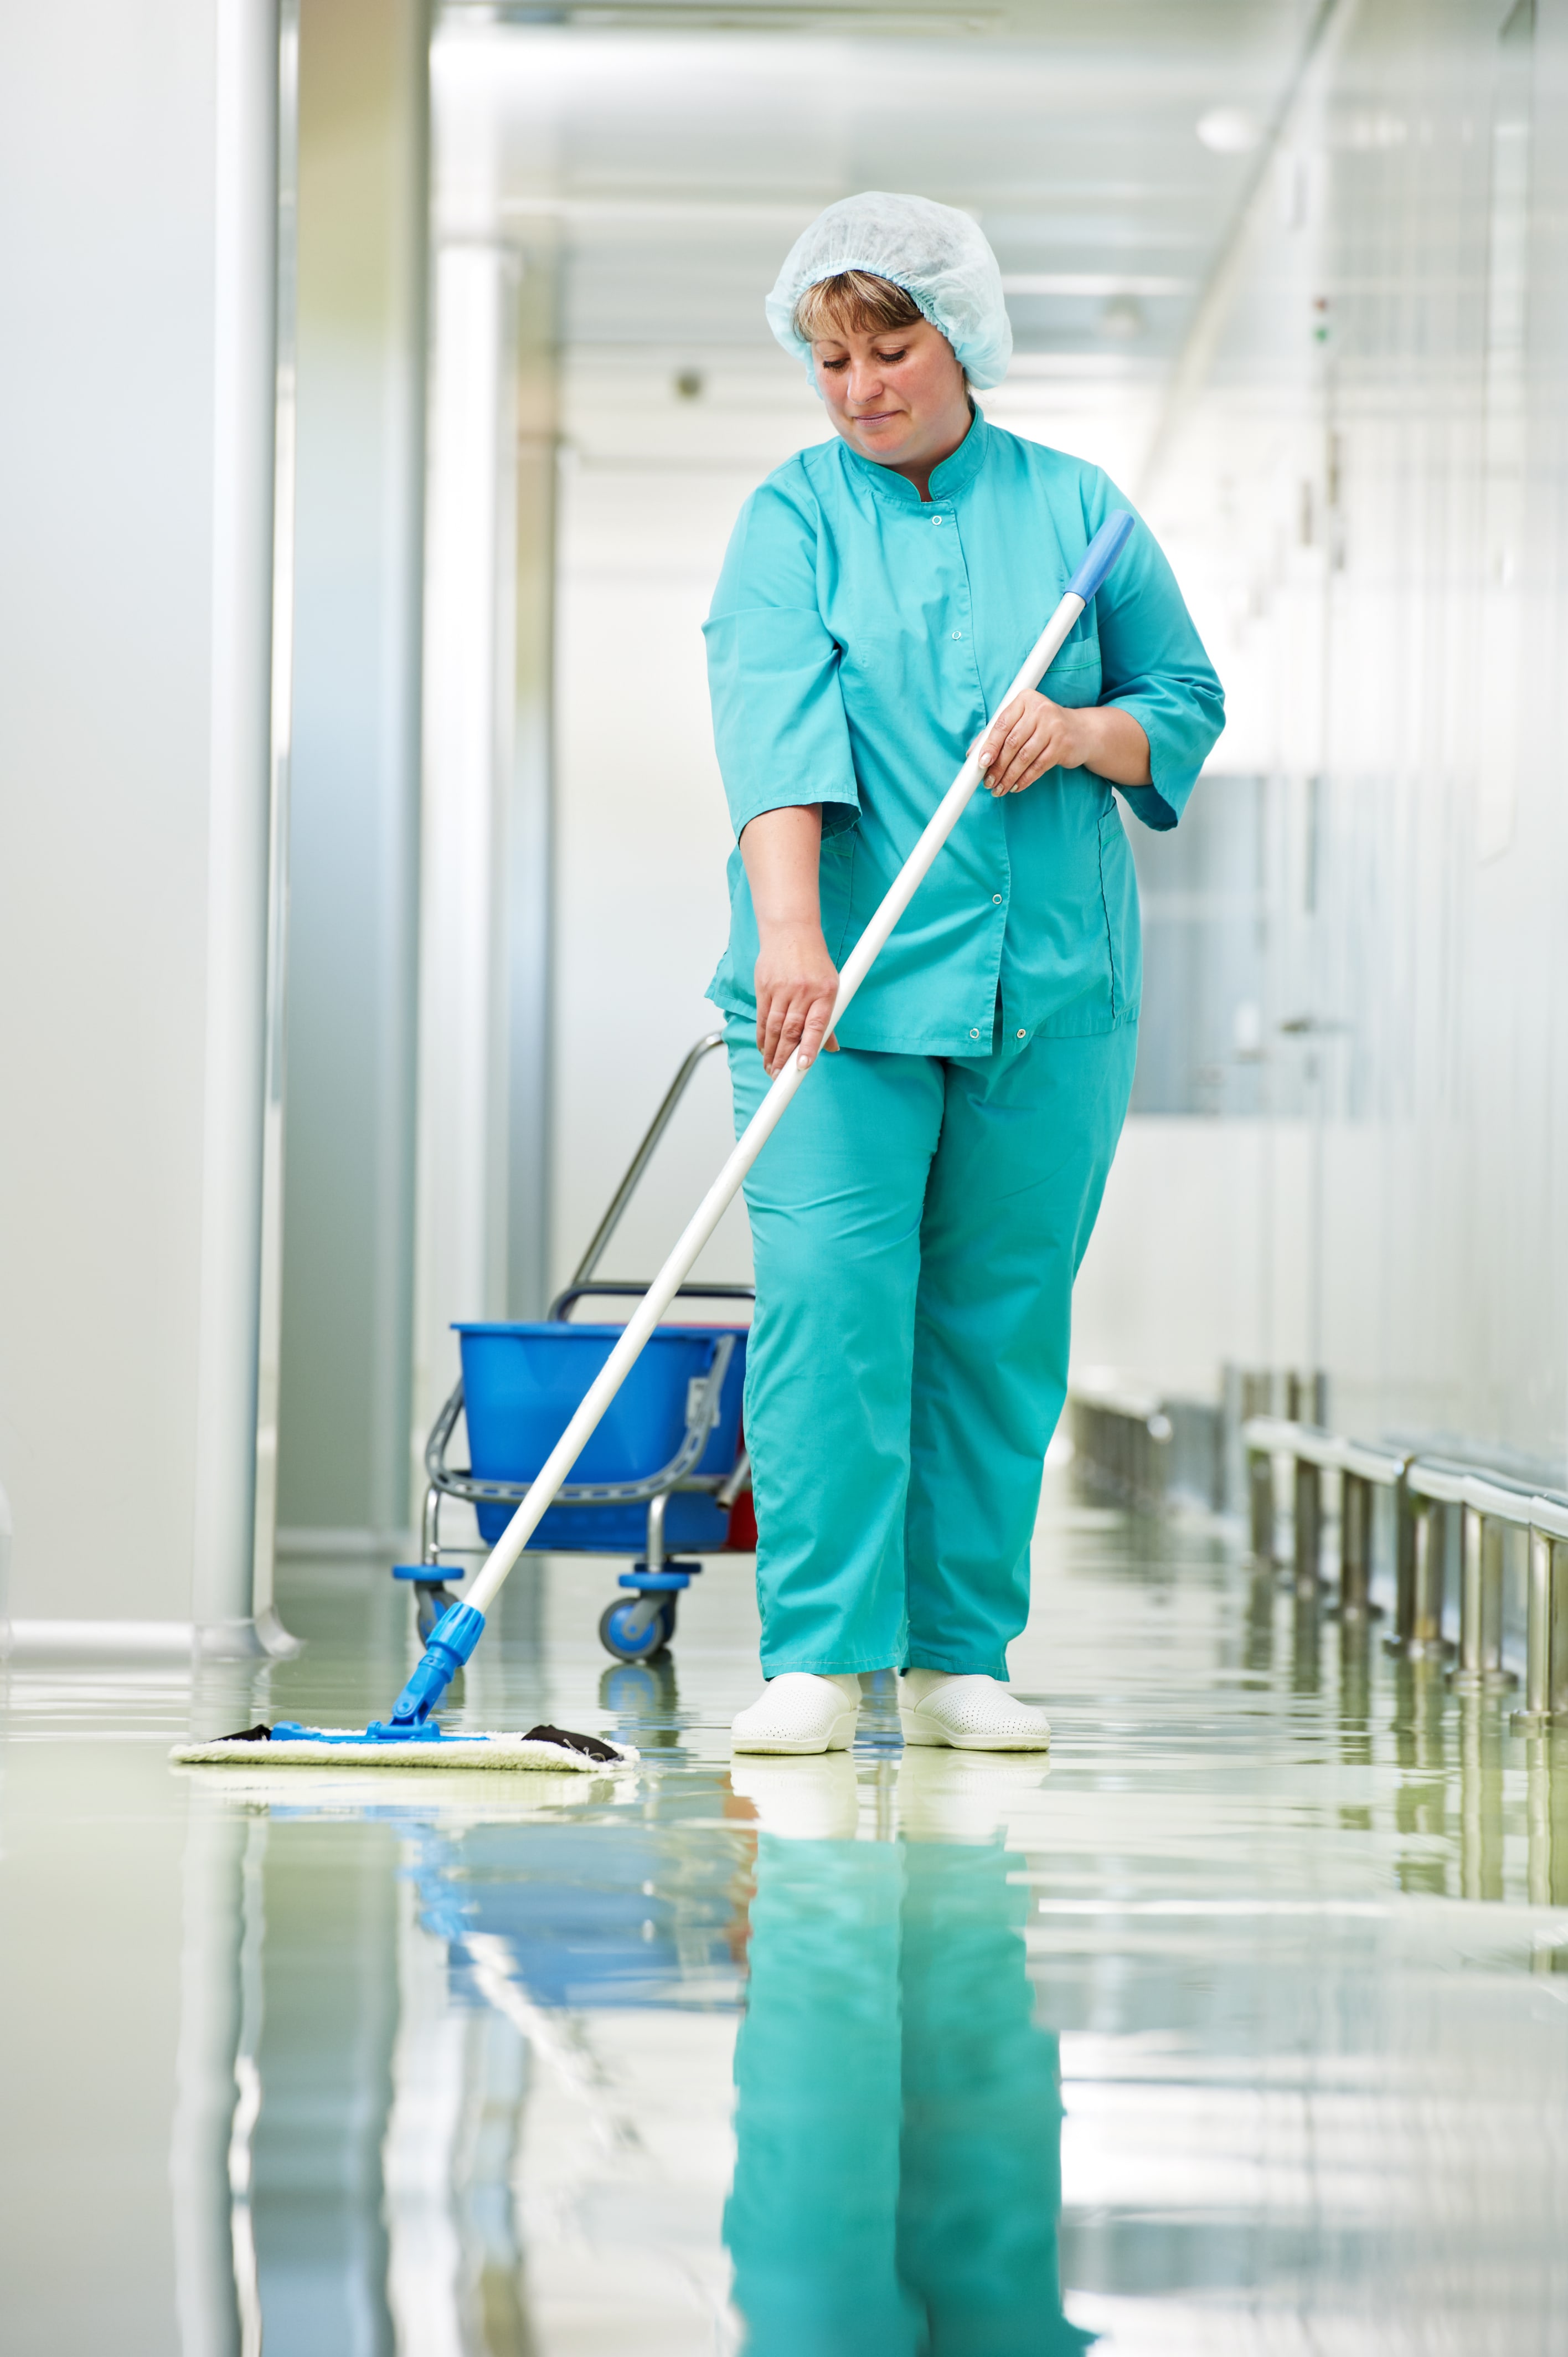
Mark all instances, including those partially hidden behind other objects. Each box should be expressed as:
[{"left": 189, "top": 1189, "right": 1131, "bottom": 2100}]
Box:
[{"left": 396, "top": 1034, "right": 752, "bottom": 1655}]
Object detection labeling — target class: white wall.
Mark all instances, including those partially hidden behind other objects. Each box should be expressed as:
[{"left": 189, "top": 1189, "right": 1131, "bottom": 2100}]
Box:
[
  {"left": 275, "top": 0, "right": 426, "bottom": 1546},
  {"left": 0, "top": 2, "right": 282, "bottom": 1639},
  {"left": 1075, "top": 1121, "right": 1302, "bottom": 1401},
  {"left": 548, "top": 357, "right": 807, "bottom": 1301}
]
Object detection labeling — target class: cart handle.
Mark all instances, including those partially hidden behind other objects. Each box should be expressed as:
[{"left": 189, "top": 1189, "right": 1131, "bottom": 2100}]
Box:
[
  {"left": 568, "top": 1031, "right": 728, "bottom": 1292},
  {"left": 548, "top": 1278, "right": 754, "bottom": 1324}
]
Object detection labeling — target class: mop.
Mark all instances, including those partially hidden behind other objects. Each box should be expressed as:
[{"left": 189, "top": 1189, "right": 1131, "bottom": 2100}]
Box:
[{"left": 173, "top": 509, "right": 1134, "bottom": 1772}]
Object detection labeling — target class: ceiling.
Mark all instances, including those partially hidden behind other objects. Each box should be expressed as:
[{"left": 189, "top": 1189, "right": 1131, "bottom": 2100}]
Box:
[{"left": 432, "top": 1, "right": 1318, "bottom": 372}]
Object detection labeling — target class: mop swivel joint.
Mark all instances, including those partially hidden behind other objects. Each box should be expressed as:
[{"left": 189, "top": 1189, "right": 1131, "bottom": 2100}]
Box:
[{"left": 370, "top": 1601, "right": 487, "bottom": 1737}]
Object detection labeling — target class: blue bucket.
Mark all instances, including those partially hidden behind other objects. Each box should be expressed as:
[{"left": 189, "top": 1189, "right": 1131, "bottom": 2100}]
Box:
[{"left": 456, "top": 1321, "right": 748, "bottom": 1552}]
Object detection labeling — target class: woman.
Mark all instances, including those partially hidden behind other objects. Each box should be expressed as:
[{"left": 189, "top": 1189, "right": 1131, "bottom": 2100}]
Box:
[{"left": 705, "top": 192, "right": 1224, "bottom": 1756}]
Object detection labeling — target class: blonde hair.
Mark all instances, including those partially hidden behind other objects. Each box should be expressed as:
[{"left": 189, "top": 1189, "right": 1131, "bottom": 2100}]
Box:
[{"left": 792, "top": 270, "right": 925, "bottom": 347}]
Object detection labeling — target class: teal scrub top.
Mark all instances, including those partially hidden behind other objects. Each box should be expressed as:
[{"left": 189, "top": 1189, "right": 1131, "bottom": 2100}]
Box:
[{"left": 703, "top": 412, "right": 1224, "bottom": 1055}]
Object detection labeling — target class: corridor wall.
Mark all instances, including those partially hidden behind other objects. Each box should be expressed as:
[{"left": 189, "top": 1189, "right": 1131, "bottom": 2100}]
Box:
[
  {"left": 1079, "top": 0, "right": 1568, "bottom": 1476},
  {"left": 0, "top": 0, "right": 285, "bottom": 1643}
]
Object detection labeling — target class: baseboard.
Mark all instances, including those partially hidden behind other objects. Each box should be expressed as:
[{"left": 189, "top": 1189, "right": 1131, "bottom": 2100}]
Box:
[
  {"left": 4, "top": 1618, "right": 195, "bottom": 1661},
  {"left": 275, "top": 1527, "right": 413, "bottom": 1559}
]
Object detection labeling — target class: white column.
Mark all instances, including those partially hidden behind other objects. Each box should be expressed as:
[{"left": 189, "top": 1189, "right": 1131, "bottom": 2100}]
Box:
[
  {"left": 192, "top": 0, "right": 291, "bottom": 1657},
  {"left": 272, "top": 0, "right": 429, "bottom": 1554},
  {"left": 412, "top": 241, "right": 517, "bottom": 1469},
  {"left": 0, "top": 0, "right": 287, "bottom": 1651}
]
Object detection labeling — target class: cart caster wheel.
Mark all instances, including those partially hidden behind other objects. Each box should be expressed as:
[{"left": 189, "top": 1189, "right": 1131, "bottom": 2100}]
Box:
[
  {"left": 598, "top": 1596, "right": 675, "bottom": 1663},
  {"left": 415, "top": 1582, "right": 457, "bottom": 1643}
]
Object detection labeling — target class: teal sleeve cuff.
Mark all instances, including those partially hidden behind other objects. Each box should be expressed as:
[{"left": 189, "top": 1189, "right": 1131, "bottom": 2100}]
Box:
[
  {"left": 1101, "top": 687, "right": 1219, "bottom": 831},
  {"left": 1079, "top": 470, "right": 1225, "bottom": 832},
  {"left": 1115, "top": 780, "right": 1182, "bottom": 831},
  {"left": 731, "top": 788, "right": 860, "bottom": 840}
]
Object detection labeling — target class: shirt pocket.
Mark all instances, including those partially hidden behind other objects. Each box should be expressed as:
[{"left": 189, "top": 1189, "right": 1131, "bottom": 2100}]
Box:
[
  {"left": 1040, "top": 639, "right": 1102, "bottom": 709},
  {"left": 818, "top": 827, "right": 858, "bottom": 964},
  {"left": 1096, "top": 798, "right": 1139, "bottom": 1020}
]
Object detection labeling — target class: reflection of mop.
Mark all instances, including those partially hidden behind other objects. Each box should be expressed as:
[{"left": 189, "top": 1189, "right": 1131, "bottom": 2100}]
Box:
[
  {"left": 461, "top": 1935, "right": 634, "bottom": 2153},
  {"left": 174, "top": 513, "right": 1136, "bottom": 1772}
]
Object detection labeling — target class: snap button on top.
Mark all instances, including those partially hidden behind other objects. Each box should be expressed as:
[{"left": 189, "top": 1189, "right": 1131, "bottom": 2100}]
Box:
[
  {"left": 969, "top": 1028, "right": 981, "bottom": 1039},
  {"left": 1017, "top": 1028, "right": 1027, "bottom": 1040},
  {"left": 992, "top": 893, "right": 1003, "bottom": 905},
  {"left": 951, "top": 630, "right": 962, "bottom": 640}
]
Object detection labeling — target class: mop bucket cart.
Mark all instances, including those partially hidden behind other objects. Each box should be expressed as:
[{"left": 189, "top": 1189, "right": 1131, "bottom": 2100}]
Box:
[{"left": 393, "top": 1034, "right": 754, "bottom": 1661}]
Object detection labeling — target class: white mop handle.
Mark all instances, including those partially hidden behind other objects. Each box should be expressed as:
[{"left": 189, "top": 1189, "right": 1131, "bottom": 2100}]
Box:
[{"left": 467, "top": 529, "right": 1131, "bottom": 1615}]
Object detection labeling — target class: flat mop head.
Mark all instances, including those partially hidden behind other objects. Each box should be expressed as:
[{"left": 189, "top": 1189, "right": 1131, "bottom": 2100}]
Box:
[
  {"left": 169, "top": 1600, "right": 636, "bottom": 1773},
  {"left": 171, "top": 1721, "right": 639, "bottom": 1773}
]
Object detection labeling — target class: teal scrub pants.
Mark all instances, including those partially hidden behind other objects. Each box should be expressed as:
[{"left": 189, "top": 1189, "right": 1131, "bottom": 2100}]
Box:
[
  {"left": 724, "top": 1829, "right": 1092, "bottom": 2356},
  {"left": 728, "top": 1013, "right": 1136, "bottom": 1679}
]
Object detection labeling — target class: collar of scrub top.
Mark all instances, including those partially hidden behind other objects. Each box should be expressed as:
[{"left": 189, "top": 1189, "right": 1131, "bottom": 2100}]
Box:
[{"left": 836, "top": 404, "right": 991, "bottom": 509}]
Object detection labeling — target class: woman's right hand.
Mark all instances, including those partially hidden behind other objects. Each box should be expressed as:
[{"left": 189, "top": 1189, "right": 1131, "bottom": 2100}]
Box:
[
  {"left": 739, "top": 804, "right": 842, "bottom": 1075},
  {"left": 755, "top": 921, "right": 840, "bottom": 1076}
]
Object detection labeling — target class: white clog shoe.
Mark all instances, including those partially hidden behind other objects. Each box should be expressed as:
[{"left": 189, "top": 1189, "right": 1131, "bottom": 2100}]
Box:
[
  {"left": 898, "top": 1668, "right": 1051, "bottom": 1753},
  {"left": 731, "top": 1671, "right": 862, "bottom": 1756}
]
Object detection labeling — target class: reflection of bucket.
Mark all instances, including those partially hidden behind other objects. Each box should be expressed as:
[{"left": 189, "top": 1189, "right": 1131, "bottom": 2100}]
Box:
[
  {"left": 455, "top": 1321, "right": 748, "bottom": 1550},
  {"left": 411, "top": 1818, "right": 747, "bottom": 2012}
]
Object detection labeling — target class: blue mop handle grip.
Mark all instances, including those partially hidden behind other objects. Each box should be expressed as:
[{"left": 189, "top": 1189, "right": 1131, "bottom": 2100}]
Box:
[{"left": 1065, "top": 508, "right": 1135, "bottom": 605}]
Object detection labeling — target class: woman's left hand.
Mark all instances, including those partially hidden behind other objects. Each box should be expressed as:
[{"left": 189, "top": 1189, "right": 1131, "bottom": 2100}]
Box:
[
  {"left": 976, "top": 691, "right": 1091, "bottom": 795},
  {"left": 976, "top": 693, "right": 1152, "bottom": 795}
]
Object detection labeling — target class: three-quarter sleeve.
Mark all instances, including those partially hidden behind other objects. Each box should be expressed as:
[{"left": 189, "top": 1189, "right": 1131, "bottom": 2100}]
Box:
[
  {"left": 1085, "top": 476, "right": 1225, "bottom": 831},
  {"left": 702, "top": 476, "right": 862, "bottom": 841}
]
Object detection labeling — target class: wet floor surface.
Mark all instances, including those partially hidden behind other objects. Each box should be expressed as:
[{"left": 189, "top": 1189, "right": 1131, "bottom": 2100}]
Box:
[{"left": 4, "top": 1474, "right": 1568, "bottom": 2354}]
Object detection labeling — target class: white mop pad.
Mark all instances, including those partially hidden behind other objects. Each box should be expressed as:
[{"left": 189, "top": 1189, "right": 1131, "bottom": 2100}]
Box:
[{"left": 170, "top": 1726, "right": 639, "bottom": 1772}]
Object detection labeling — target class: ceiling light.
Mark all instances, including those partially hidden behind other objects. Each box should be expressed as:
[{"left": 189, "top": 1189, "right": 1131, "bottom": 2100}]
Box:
[
  {"left": 1196, "top": 106, "right": 1261, "bottom": 154},
  {"left": 1098, "top": 295, "right": 1146, "bottom": 339},
  {"left": 1000, "top": 274, "right": 1188, "bottom": 299}
]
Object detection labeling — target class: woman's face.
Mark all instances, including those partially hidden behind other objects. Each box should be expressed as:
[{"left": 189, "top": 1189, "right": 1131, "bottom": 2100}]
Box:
[{"left": 811, "top": 315, "right": 972, "bottom": 477}]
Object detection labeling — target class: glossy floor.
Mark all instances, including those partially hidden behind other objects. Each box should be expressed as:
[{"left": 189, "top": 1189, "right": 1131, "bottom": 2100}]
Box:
[{"left": 4, "top": 1478, "right": 1567, "bottom": 2355}]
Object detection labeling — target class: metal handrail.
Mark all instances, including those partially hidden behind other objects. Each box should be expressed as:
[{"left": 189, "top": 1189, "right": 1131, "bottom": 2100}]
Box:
[
  {"left": 1081, "top": 1390, "right": 1568, "bottom": 1725},
  {"left": 1244, "top": 1417, "right": 1568, "bottom": 1527},
  {"left": 1242, "top": 1416, "right": 1411, "bottom": 1485},
  {"left": 1241, "top": 1413, "right": 1568, "bottom": 1722}
]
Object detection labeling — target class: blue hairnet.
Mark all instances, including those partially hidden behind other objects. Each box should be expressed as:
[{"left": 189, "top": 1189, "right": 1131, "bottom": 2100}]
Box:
[{"left": 766, "top": 191, "right": 1013, "bottom": 392}]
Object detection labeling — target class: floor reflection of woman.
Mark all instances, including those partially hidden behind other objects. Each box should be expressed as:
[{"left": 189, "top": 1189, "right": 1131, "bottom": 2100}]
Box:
[{"left": 725, "top": 1772, "right": 1091, "bottom": 2356}]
